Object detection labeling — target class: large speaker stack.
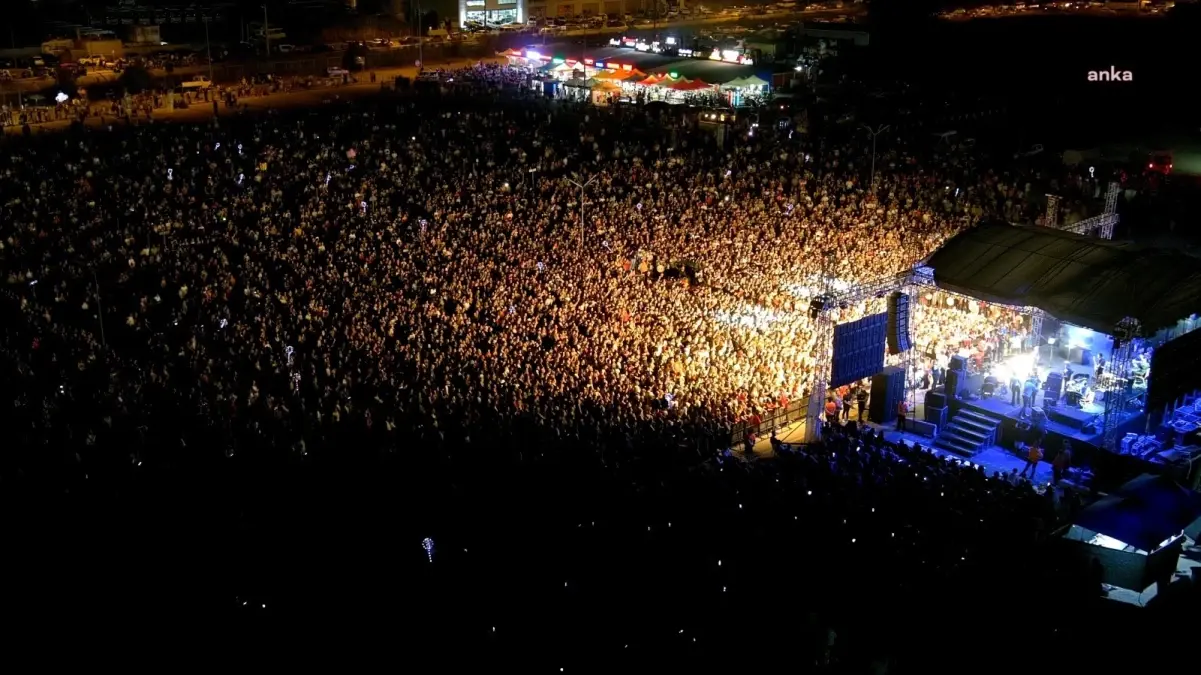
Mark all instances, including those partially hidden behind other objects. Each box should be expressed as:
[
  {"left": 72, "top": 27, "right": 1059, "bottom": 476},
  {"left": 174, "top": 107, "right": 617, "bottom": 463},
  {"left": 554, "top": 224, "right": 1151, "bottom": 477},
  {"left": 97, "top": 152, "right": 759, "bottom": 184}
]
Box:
[
  {"left": 887, "top": 292, "right": 911, "bottom": 355},
  {"left": 944, "top": 357, "right": 968, "bottom": 402},
  {"left": 831, "top": 313, "right": 889, "bottom": 388},
  {"left": 1043, "top": 371, "right": 1063, "bottom": 404},
  {"left": 868, "top": 366, "right": 906, "bottom": 425},
  {"left": 925, "top": 390, "right": 948, "bottom": 430}
]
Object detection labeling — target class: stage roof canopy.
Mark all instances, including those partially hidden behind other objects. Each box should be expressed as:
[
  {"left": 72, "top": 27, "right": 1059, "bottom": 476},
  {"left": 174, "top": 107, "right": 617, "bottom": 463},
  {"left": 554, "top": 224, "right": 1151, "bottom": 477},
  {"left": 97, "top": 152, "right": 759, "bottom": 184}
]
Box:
[{"left": 925, "top": 222, "right": 1201, "bottom": 333}]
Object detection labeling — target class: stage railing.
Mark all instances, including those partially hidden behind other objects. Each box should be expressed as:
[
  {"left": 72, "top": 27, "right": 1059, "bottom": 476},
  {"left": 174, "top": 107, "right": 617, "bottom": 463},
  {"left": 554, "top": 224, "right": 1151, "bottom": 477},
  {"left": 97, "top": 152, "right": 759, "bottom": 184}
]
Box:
[{"left": 730, "top": 399, "right": 808, "bottom": 444}]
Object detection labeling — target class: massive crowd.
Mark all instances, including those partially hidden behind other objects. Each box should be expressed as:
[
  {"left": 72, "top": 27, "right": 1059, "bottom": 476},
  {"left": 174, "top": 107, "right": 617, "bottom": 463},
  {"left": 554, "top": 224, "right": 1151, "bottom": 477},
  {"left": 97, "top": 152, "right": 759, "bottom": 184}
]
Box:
[{"left": 2, "top": 65, "right": 1178, "bottom": 663}]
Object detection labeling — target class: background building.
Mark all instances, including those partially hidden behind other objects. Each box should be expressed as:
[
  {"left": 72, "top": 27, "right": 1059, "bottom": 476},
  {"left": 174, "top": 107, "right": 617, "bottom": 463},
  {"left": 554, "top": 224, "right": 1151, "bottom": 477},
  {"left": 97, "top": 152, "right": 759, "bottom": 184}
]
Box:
[
  {"left": 525, "top": 0, "right": 660, "bottom": 19},
  {"left": 459, "top": 0, "right": 524, "bottom": 25}
]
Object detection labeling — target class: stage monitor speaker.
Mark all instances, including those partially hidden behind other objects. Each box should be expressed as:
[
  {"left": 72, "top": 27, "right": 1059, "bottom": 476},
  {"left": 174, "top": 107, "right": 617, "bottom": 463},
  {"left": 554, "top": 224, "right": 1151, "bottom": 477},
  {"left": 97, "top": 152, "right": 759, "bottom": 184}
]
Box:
[
  {"left": 886, "top": 292, "right": 911, "bottom": 355},
  {"left": 868, "top": 366, "right": 906, "bottom": 425},
  {"left": 925, "top": 390, "right": 947, "bottom": 410},
  {"left": 944, "top": 368, "right": 966, "bottom": 401},
  {"left": 949, "top": 355, "right": 968, "bottom": 372}
]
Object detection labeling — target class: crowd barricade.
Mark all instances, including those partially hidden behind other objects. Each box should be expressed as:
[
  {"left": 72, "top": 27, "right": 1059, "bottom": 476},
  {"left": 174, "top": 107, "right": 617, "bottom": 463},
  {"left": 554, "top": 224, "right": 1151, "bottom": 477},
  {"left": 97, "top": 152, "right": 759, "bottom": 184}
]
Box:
[{"left": 728, "top": 399, "right": 807, "bottom": 446}]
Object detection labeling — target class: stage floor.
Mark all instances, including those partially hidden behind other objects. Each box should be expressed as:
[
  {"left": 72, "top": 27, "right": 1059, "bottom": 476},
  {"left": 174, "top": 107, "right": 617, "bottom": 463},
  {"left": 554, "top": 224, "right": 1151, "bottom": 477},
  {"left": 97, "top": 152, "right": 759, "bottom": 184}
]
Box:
[{"left": 747, "top": 409, "right": 1050, "bottom": 481}]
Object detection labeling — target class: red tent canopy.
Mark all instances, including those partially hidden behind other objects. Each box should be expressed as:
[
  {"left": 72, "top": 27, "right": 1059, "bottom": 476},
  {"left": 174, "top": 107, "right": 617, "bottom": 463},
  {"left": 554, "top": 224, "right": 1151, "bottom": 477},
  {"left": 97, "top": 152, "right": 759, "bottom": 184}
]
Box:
[
  {"left": 501, "top": 48, "right": 523, "bottom": 57},
  {"left": 666, "top": 78, "right": 712, "bottom": 91},
  {"left": 637, "top": 73, "right": 669, "bottom": 86}
]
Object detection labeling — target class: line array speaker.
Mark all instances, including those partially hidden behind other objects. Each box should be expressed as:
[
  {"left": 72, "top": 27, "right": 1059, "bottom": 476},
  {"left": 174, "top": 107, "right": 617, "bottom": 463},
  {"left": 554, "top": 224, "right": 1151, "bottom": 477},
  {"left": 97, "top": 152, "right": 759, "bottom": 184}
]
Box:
[
  {"left": 830, "top": 312, "right": 889, "bottom": 389},
  {"left": 887, "top": 292, "right": 911, "bottom": 355}
]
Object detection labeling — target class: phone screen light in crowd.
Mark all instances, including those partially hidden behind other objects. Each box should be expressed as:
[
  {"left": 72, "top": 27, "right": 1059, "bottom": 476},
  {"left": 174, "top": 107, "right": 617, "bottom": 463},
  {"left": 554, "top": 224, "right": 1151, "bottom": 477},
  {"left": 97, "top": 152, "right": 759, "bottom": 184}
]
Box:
[
  {"left": 237, "top": 173, "right": 244, "bottom": 184},
  {"left": 422, "top": 537, "right": 435, "bottom": 563},
  {"left": 1149, "top": 163, "right": 1153, "bottom": 169},
  {"left": 215, "top": 143, "right": 220, "bottom": 150},
  {"left": 55, "top": 92, "right": 68, "bottom": 103},
  {"left": 167, "top": 168, "right": 173, "bottom": 181},
  {"left": 237, "top": 143, "right": 243, "bottom": 154},
  {"left": 1089, "top": 166, "right": 1095, "bottom": 177},
  {"left": 219, "top": 319, "right": 228, "bottom": 329}
]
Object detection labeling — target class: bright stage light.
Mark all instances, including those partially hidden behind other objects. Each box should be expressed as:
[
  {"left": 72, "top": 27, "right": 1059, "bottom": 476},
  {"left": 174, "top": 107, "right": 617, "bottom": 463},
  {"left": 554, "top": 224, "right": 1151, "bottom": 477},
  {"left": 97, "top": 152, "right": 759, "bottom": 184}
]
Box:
[{"left": 993, "top": 352, "right": 1035, "bottom": 383}]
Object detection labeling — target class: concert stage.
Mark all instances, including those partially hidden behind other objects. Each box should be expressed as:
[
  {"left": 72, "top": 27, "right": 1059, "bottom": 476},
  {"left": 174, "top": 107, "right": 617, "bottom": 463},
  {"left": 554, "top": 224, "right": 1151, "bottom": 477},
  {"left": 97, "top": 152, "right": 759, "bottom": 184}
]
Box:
[{"left": 940, "top": 357, "right": 1117, "bottom": 467}]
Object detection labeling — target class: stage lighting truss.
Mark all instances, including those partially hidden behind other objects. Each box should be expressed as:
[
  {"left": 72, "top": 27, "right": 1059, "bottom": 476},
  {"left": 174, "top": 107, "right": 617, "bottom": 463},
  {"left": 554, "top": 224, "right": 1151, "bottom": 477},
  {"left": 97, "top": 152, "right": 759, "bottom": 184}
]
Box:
[
  {"left": 1102, "top": 317, "right": 1143, "bottom": 451},
  {"left": 1038, "top": 182, "right": 1120, "bottom": 240}
]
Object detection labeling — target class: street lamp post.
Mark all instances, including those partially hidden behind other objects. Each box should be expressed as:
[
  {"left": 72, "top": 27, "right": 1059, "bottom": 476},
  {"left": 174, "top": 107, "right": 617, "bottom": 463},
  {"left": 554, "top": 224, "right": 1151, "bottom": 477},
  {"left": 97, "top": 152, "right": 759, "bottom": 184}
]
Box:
[
  {"left": 417, "top": 0, "right": 424, "bottom": 71},
  {"left": 862, "top": 124, "right": 889, "bottom": 189},
  {"left": 567, "top": 174, "right": 599, "bottom": 252},
  {"left": 262, "top": 4, "right": 270, "bottom": 56},
  {"left": 204, "top": 16, "right": 214, "bottom": 84},
  {"left": 92, "top": 268, "right": 107, "bottom": 350}
]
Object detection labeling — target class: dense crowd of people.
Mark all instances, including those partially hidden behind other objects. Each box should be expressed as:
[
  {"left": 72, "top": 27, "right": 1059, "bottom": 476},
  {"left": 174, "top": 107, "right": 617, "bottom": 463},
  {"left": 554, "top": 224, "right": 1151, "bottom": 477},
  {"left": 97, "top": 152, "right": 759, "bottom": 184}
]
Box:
[{"left": 2, "top": 65, "right": 1185, "bottom": 664}]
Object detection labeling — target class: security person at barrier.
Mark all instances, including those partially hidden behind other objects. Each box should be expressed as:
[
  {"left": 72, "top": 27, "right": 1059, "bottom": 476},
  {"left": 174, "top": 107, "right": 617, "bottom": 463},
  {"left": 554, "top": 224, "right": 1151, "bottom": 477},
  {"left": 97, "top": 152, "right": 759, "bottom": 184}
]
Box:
[{"left": 896, "top": 399, "right": 908, "bottom": 432}]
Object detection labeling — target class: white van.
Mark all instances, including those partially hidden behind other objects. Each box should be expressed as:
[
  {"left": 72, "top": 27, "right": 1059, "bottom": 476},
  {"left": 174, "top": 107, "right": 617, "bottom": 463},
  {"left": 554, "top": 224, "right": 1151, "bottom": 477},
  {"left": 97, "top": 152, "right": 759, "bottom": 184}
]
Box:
[{"left": 181, "top": 75, "right": 212, "bottom": 89}]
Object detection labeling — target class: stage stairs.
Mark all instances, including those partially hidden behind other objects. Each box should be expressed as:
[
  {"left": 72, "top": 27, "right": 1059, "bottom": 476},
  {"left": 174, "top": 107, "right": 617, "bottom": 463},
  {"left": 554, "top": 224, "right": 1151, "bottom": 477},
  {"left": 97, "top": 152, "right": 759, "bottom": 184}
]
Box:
[{"left": 933, "top": 408, "right": 1003, "bottom": 458}]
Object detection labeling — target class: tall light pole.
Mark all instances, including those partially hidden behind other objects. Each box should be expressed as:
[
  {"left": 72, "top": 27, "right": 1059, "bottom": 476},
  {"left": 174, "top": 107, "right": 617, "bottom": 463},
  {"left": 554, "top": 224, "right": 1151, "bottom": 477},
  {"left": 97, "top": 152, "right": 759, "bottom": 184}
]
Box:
[
  {"left": 862, "top": 124, "right": 889, "bottom": 189},
  {"left": 416, "top": 0, "right": 424, "bottom": 71},
  {"left": 262, "top": 4, "right": 270, "bottom": 56},
  {"left": 204, "top": 16, "right": 214, "bottom": 83},
  {"left": 92, "top": 268, "right": 107, "bottom": 350},
  {"left": 567, "top": 174, "right": 599, "bottom": 252}
]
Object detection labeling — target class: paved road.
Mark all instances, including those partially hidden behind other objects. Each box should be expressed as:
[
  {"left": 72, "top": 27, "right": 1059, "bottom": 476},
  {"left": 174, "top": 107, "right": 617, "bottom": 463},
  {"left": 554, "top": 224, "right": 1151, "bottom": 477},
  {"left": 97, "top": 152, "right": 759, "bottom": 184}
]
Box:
[
  {"left": 2, "top": 7, "right": 861, "bottom": 94},
  {"left": 3, "top": 57, "right": 503, "bottom": 134},
  {"left": 941, "top": 8, "right": 1164, "bottom": 21}
]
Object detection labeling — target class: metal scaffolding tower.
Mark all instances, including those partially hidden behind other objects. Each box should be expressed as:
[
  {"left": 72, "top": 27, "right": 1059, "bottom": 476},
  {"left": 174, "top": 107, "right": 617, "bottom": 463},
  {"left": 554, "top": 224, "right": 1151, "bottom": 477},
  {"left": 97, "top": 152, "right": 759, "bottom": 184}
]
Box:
[
  {"left": 1044, "top": 194, "right": 1060, "bottom": 228},
  {"left": 1099, "top": 181, "right": 1120, "bottom": 239},
  {"left": 1101, "top": 317, "right": 1142, "bottom": 451},
  {"left": 1031, "top": 182, "right": 1120, "bottom": 239}
]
